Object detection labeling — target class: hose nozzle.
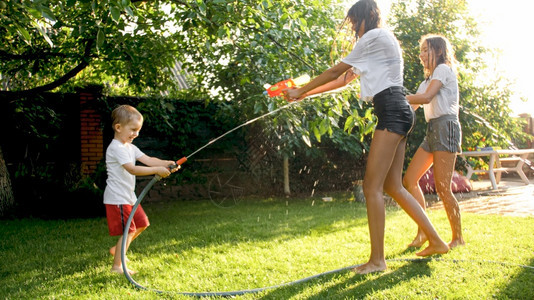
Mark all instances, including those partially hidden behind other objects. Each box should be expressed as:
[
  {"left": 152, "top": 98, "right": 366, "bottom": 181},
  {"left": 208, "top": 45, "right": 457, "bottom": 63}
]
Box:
[{"left": 176, "top": 157, "right": 187, "bottom": 166}]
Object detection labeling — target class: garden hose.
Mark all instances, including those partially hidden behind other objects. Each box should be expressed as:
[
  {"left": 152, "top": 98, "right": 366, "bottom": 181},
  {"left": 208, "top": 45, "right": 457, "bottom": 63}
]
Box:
[
  {"left": 117, "top": 95, "right": 533, "bottom": 296},
  {"left": 119, "top": 174, "right": 534, "bottom": 297}
]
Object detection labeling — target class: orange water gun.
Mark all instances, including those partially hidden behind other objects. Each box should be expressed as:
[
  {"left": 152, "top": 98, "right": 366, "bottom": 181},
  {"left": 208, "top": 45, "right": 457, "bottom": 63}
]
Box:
[{"left": 263, "top": 74, "right": 311, "bottom": 97}]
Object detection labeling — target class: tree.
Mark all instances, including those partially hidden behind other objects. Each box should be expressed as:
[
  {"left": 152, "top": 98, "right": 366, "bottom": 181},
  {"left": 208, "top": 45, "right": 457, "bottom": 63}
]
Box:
[
  {"left": 1, "top": 0, "right": 366, "bottom": 208},
  {"left": 0, "top": 147, "right": 14, "bottom": 215}
]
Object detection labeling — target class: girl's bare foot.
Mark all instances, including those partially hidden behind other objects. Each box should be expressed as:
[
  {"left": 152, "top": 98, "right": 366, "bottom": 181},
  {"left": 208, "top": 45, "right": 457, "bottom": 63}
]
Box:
[
  {"left": 448, "top": 238, "right": 465, "bottom": 249},
  {"left": 407, "top": 234, "right": 428, "bottom": 248},
  {"left": 110, "top": 265, "right": 137, "bottom": 275},
  {"left": 416, "top": 242, "right": 449, "bottom": 257},
  {"left": 109, "top": 246, "right": 130, "bottom": 262},
  {"left": 352, "top": 260, "right": 387, "bottom": 275}
]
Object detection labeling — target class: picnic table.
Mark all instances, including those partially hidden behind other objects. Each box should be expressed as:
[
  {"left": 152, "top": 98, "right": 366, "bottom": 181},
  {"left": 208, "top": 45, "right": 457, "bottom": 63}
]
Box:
[{"left": 459, "top": 149, "right": 534, "bottom": 189}]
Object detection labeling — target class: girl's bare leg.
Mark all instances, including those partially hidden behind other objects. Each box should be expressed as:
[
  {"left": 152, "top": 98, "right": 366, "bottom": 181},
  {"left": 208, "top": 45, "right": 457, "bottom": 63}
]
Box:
[
  {"left": 381, "top": 137, "right": 448, "bottom": 257},
  {"left": 353, "top": 130, "right": 448, "bottom": 274},
  {"left": 402, "top": 147, "right": 434, "bottom": 247},
  {"left": 353, "top": 130, "right": 407, "bottom": 274},
  {"left": 433, "top": 151, "right": 465, "bottom": 248}
]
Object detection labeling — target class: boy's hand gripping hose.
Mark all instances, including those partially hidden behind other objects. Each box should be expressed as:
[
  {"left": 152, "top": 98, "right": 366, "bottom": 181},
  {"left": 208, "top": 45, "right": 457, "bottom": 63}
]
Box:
[{"left": 120, "top": 157, "right": 187, "bottom": 280}]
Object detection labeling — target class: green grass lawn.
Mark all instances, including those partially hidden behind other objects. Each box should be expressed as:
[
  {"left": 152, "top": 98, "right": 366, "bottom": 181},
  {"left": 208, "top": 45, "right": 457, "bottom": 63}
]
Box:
[{"left": 1, "top": 193, "right": 533, "bottom": 299}]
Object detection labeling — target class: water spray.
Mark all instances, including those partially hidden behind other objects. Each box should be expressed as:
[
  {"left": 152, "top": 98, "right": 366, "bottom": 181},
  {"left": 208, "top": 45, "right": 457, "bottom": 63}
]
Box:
[{"left": 184, "top": 100, "right": 300, "bottom": 160}]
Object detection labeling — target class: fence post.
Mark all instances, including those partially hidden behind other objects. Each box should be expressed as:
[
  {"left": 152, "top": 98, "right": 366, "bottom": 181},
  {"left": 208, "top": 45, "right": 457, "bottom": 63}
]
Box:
[{"left": 79, "top": 87, "right": 103, "bottom": 175}]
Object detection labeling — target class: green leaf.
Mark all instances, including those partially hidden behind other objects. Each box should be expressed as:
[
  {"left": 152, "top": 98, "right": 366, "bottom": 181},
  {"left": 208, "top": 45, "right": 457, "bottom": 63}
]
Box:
[
  {"left": 302, "top": 134, "right": 312, "bottom": 147},
  {"left": 319, "top": 118, "right": 329, "bottom": 135},
  {"left": 110, "top": 6, "right": 121, "bottom": 23},
  {"left": 15, "top": 25, "right": 32, "bottom": 44},
  {"left": 344, "top": 116, "right": 354, "bottom": 132},
  {"left": 363, "top": 121, "right": 374, "bottom": 135},
  {"left": 262, "top": 0, "right": 272, "bottom": 9},
  {"left": 364, "top": 108, "right": 373, "bottom": 119},
  {"left": 313, "top": 126, "right": 321, "bottom": 142},
  {"left": 27, "top": 8, "right": 42, "bottom": 19},
  {"left": 40, "top": 7, "right": 57, "bottom": 22},
  {"left": 97, "top": 28, "right": 105, "bottom": 49},
  {"left": 124, "top": 6, "right": 134, "bottom": 17},
  {"left": 31, "top": 21, "right": 54, "bottom": 47}
]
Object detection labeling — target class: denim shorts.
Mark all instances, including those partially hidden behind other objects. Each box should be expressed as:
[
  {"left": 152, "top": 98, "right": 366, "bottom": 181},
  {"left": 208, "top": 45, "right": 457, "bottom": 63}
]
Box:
[
  {"left": 372, "top": 86, "right": 415, "bottom": 137},
  {"left": 420, "top": 114, "right": 462, "bottom": 153}
]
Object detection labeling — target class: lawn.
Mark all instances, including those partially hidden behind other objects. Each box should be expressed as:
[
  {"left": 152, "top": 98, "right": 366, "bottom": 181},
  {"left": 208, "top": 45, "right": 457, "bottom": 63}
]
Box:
[{"left": 1, "top": 193, "right": 533, "bottom": 299}]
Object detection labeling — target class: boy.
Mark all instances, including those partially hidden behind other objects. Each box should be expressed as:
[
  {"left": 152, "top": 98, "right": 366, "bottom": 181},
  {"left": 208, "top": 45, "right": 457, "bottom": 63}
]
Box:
[{"left": 104, "top": 104, "right": 178, "bottom": 274}]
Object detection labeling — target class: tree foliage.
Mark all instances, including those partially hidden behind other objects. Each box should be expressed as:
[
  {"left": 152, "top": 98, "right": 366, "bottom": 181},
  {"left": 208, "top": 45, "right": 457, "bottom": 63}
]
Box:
[
  {"left": 1, "top": 0, "right": 373, "bottom": 158},
  {"left": 0, "top": 0, "right": 529, "bottom": 196},
  {"left": 0, "top": 0, "right": 338, "bottom": 96}
]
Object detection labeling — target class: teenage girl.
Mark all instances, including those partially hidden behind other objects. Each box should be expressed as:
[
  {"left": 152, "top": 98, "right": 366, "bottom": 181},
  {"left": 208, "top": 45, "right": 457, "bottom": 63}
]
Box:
[
  {"left": 404, "top": 34, "right": 465, "bottom": 249},
  {"left": 285, "top": 0, "right": 448, "bottom": 274}
]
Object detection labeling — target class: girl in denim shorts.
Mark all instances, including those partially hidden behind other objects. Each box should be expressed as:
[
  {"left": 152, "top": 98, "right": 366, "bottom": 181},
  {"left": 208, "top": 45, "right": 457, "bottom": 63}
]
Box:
[
  {"left": 404, "top": 34, "right": 465, "bottom": 250},
  {"left": 286, "top": 0, "right": 449, "bottom": 274}
]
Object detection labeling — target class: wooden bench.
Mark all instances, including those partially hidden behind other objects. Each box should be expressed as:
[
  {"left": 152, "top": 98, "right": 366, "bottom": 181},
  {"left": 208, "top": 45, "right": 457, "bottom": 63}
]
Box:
[{"left": 459, "top": 149, "right": 534, "bottom": 189}]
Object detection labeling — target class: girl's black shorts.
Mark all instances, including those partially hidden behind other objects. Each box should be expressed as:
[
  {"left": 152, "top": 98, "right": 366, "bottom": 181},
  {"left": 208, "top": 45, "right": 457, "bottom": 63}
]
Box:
[{"left": 372, "top": 86, "right": 415, "bottom": 137}]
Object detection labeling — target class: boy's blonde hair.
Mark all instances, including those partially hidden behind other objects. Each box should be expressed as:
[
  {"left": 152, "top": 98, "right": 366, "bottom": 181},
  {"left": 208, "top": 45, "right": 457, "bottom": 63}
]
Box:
[
  {"left": 420, "top": 34, "right": 457, "bottom": 79},
  {"left": 111, "top": 105, "right": 143, "bottom": 130}
]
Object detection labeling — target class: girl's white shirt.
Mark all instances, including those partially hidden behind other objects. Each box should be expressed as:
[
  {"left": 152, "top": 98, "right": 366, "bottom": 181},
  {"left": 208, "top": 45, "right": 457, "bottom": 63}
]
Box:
[
  {"left": 103, "top": 138, "right": 145, "bottom": 205},
  {"left": 416, "top": 64, "right": 459, "bottom": 122},
  {"left": 342, "top": 28, "right": 404, "bottom": 101}
]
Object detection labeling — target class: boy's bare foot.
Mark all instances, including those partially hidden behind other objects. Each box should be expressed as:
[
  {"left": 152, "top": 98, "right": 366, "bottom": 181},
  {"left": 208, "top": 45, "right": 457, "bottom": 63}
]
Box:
[
  {"left": 109, "top": 246, "right": 130, "bottom": 262},
  {"left": 416, "top": 242, "right": 449, "bottom": 257},
  {"left": 110, "top": 265, "right": 137, "bottom": 275},
  {"left": 448, "top": 239, "right": 465, "bottom": 249},
  {"left": 407, "top": 234, "right": 428, "bottom": 248},
  {"left": 351, "top": 261, "right": 387, "bottom": 275}
]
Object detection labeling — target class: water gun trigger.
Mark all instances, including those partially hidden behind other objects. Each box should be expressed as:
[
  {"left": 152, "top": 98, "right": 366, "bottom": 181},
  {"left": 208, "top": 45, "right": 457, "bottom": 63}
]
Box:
[{"left": 264, "top": 78, "right": 295, "bottom": 98}]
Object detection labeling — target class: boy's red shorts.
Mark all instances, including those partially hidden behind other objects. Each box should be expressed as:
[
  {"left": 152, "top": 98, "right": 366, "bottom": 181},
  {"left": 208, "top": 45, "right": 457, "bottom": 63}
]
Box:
[{"left": 105, "top": 204, "right": 150, "bottom": 236}]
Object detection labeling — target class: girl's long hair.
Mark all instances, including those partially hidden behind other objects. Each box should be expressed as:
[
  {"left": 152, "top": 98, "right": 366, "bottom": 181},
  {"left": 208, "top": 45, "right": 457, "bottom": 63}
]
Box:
[
  {"left": 346, "top": 0, "right": 381, "bottom": 36},
  {"left": 421, "top": 34, "right": 458, "bottom": 79},
  {"left": 331, "top": 0, "right": 382, "bottom": 64}
]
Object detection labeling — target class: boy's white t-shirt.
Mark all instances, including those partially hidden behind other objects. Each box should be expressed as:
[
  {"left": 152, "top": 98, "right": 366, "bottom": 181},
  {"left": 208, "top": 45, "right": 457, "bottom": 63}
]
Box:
[
  {"left": 341, "top": 28, "right": 404, "bottom": 100},
  {"left": 416, "top": 64, "right": 459, "bottom": 122},
  {"left": 103, "top": 139, "right": 145, "bottom": 205}
]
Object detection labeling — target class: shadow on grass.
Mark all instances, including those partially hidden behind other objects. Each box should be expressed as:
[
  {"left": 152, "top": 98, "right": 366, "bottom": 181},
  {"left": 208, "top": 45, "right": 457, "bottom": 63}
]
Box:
[
  {"left": 496, "top": 257, "right": 534, "bottom": 299},
  {"left": 140, "top": 197, "right": 371, "bottom": 253},
  {"left": 0, "top": 217, "right": 128, "bottom": 298},
  {"left": 260, "top": 259, "right": 432, "bottom": 299}
]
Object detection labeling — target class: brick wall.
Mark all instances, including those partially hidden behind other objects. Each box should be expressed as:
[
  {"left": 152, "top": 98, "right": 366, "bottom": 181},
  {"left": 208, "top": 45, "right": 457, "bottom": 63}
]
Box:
[{"left": 80, "top": 92, "right": 103, "bottom": 175}]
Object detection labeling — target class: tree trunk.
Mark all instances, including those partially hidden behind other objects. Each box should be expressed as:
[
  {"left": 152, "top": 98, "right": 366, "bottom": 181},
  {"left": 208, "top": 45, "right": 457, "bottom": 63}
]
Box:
[
  {"left": 0, "top": 146, "right": 14, "bottom": 215},
  {"left": 283, "top": 156, "right": 290, "bottom": 195}
]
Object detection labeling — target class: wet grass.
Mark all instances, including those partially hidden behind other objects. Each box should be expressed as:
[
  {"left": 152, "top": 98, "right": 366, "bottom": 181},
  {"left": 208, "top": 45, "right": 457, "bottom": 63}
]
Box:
[{"left": 1, "top": 193, "right": 533, "bottom": 299}]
